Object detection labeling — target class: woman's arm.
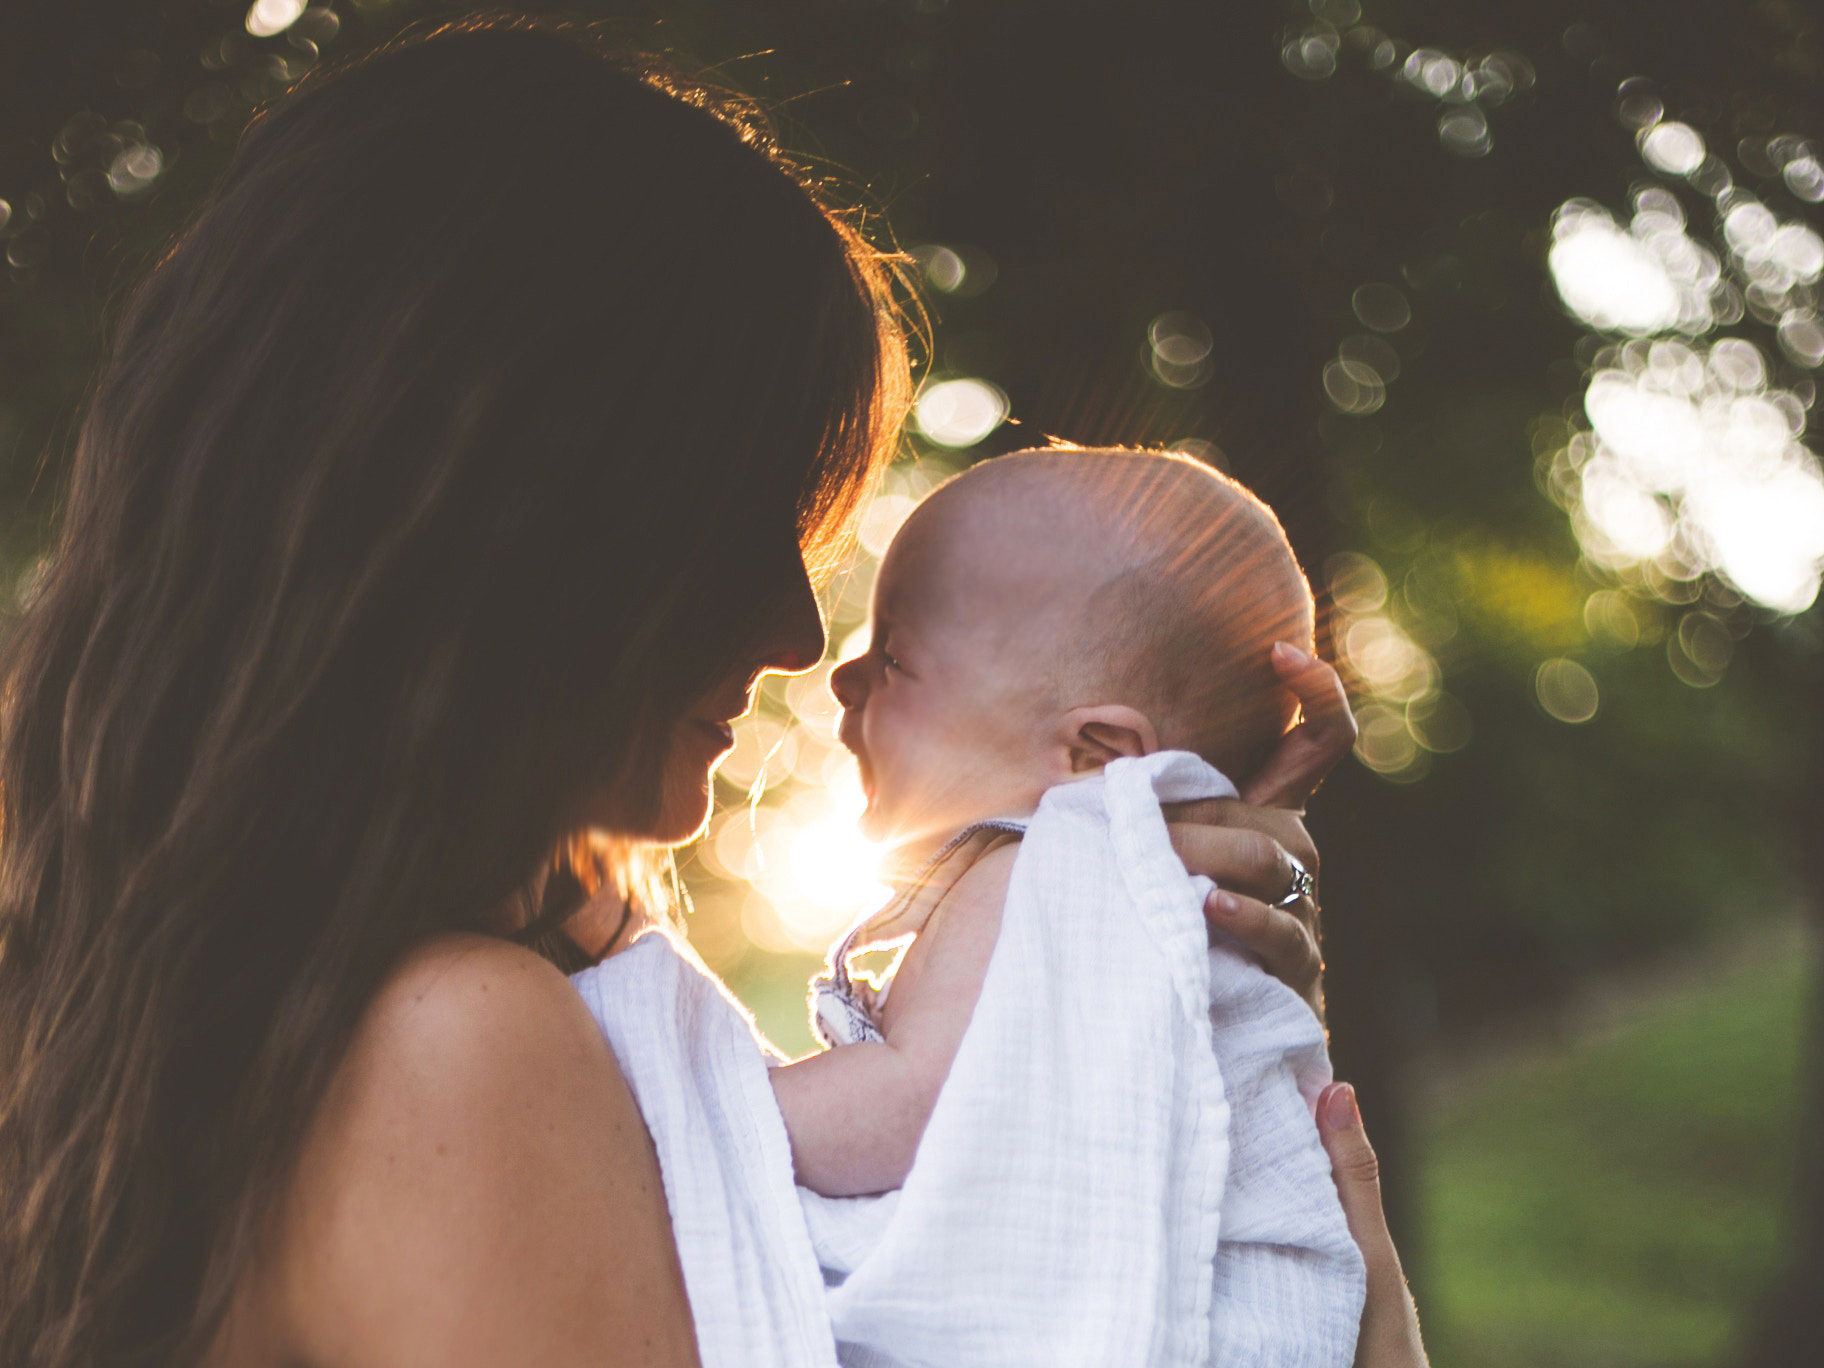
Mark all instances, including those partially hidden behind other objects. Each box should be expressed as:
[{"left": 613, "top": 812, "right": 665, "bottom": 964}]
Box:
[{"left": 259, "top": 935, "right": 699, "bottom": 1368}]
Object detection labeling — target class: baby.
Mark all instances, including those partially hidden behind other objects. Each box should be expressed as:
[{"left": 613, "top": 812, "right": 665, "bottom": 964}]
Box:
[{"left": 768, "top": 447, "right": 1364, "bottom": 1366}]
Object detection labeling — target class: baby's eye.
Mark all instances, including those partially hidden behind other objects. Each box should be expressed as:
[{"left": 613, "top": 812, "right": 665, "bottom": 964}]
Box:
[{"left": 880, "top": 649, "right": 902, "bottom": 673}]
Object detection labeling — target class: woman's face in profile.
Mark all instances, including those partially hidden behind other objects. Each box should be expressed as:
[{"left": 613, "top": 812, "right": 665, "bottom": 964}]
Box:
[{"left": 585, "top": 538, "right": 829, "bottom": 846}]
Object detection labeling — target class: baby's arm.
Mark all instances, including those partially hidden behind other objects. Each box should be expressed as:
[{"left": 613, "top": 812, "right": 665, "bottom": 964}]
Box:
[{"left": 770, "top": 844, "right": 1018, "bottom": 1197}]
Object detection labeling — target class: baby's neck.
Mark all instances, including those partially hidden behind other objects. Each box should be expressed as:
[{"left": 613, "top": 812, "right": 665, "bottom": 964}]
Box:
[
  {"left": 882, "top": 822, "right": 1015, "bottom": 883},
  {"left": 879, "top": 775, "right": 1089, "bottom": 879}
]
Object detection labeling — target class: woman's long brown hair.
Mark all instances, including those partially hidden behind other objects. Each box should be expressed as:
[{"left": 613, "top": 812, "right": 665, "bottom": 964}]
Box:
[{"left": 0, "top": 16, "right": 911, "bottom": 1366}]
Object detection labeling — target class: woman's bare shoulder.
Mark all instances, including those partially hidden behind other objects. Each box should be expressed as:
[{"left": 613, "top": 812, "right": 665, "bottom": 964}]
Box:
[
  {"left": 353, "top": 930, "right": 605, "bottom": 1077},
  {"left": 240, "top": 933, "right": 698, "bottom": 1368}
]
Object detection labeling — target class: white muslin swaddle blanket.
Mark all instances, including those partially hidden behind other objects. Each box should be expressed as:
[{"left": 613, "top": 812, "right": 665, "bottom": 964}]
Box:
[
  {"left": 571, "top": 749, "right": 1364, "bottom": 1367},
  {"left": 572, "top": 931, "right": 840, "bottom": 1368},
  {"left": 798, "top": 749, "right": 1365, "bottom": 1368}
]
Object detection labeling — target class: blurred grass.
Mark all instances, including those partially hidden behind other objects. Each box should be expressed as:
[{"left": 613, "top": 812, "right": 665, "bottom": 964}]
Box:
[
  {"left": 715, "top": 922, "right": 1810, "bottom": 1366},
  {"left": 1419, "top": 922, "right": 1809, "bottom": 1368}
]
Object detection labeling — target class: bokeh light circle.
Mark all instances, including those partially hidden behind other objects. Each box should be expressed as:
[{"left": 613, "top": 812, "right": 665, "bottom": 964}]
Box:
[
  {"left": 913, "top": 378, "right": 1008, "bottom": 449},
  {"left": 1535, "top": 658, "right": 1600, "bottom": 723},
  {"left": 1640, "top": 121, "right": 1706, "bottom": 176},
  {"left": 1352, "top": 282, "right": 1412, "bottom": 333},
  {"left": 245, "top": 0, "right": 306, "bottom": 39}
]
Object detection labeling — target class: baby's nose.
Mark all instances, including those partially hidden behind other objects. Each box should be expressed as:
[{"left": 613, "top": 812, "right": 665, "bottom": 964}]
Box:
[{"left": 830, "top": 656, "right": 868, "bottom": 710}]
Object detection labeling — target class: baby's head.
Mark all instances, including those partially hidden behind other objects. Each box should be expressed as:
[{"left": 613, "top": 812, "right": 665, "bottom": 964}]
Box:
[{"left": 832, "top": 447, "right": 1315, "bottom": 855}]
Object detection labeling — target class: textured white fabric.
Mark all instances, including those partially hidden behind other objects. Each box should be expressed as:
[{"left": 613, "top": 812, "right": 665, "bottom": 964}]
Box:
[
  {"left": 571, "top": 931, "right": 839, "bottom": 1368},
  {"left": 568, "top": 750, "right": 1364, "bottom": 1367},
  {"left": 799, "top": 751, "right": 1365, "bottom": 1368}
]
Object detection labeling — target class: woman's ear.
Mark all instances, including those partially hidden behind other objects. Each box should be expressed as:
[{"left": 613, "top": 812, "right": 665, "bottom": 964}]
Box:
[{"left": 1061, "top": 704, "right": 1159, "bottom": 773}]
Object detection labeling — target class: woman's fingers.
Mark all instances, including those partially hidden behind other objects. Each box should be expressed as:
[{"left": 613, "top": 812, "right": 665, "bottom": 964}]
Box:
[
  {"left": 1165, "top": 799, "right": 1318, "bottom": 880},
  {"left": 1240, "top": 645, "right": 1358, "bottom": 810},
  {"left": 1164, "top": 816, "right": 1325, "bottom": 1017},
  {"left": 1205, "top": 886, "right": 1323, "bottom": 1018},
  {"left": 1316, "top": 1084, "right": 1430, "bottom": 1368}
]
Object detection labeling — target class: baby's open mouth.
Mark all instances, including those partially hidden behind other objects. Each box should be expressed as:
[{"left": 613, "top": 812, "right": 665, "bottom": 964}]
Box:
[
  {"left": 848, "top": 748, "right": 875, "bottom": 804},
  {"left": 838, "top": 720, "right": 872, "bottom": 801}
]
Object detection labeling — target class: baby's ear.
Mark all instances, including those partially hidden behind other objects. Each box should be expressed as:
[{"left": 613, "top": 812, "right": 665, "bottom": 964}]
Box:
[{"left": 1061, "top": 705, "right": 1159, "bottom": 774}]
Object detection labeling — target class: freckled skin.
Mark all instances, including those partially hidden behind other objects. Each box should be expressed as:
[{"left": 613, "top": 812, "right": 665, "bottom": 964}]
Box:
[{"left": 208, "top": 936, "right": 702, "bottom": 1368}]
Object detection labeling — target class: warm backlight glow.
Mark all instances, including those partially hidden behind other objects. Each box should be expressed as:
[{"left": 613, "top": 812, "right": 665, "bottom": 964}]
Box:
[{"left": 711, "top": 770, "right": 890, "bottom": 953}]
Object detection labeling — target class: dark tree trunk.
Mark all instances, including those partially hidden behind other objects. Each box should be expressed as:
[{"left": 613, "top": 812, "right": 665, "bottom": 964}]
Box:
[{"left": 1313, "top": 759, "right": 1426, "bottom": 1272}]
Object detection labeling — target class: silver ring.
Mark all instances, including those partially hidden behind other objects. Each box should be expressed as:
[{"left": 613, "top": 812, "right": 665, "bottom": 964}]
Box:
[{"left": 1271, "top": 855, "right": 1315, "bottom": 909}]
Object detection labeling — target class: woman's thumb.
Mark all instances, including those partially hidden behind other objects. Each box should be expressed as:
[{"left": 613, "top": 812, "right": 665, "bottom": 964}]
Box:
[
  {"left": 1318, "top": 1082, "right": 1430, "bottom": 1368},
  {"left": 1318, "top": 1082, "right": 1382, "bottom": 1195}
]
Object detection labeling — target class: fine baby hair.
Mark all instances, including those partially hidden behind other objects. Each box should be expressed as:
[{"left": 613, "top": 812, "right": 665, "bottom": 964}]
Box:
[{"left": 935, "top": 445, "right": 1317, "bottom": 783}]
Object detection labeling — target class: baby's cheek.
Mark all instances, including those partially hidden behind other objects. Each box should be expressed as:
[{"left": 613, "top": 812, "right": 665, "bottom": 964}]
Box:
[{"left": 891, "top": 699, "right": 950, "bottom": 752}]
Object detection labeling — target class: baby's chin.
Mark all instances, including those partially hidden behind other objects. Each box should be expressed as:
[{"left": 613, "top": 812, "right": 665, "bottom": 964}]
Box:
[
  {"left": 863, "top": 810, "right": 976, "bottom": 876},
  {"left": 856, "top": 799, "right": 931, "bottom": 860},
  {"left": 854, "top": 801, "right": 894, "bottom": 846}
]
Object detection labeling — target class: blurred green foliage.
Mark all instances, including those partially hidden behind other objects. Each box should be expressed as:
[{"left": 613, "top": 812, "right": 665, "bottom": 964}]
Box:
[{"left": 1423, "top": 923, "right": 1807, "bottom": 1366}]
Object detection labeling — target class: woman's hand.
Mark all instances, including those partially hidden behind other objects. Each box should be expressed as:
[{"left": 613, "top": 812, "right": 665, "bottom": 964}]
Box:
[
  {"left": 1240, "top": 643, "right": 1360, "bottom": 811},
  {"left": 1167, "top": 803, "right": 1325, "bottom": 1015},
  {"left": 1164, "top": 645, "right": 1356, "bottom": 1018},
  {"left": 1317, "top": 1083, "right": 1430, "bottom": 1368}
]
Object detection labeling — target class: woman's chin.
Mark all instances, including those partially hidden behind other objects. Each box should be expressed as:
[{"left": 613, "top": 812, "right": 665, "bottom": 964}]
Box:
[
  {"left": 641, "top": 773, "right": 714, "bottom": 847},
  {"left": 653, "top": 811, "right": 712, "bottom": 848}
]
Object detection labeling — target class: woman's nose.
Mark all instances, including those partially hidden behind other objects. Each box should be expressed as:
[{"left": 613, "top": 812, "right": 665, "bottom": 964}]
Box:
[{"left": 752, "top": 557, "right": 827, "bottom": 677}]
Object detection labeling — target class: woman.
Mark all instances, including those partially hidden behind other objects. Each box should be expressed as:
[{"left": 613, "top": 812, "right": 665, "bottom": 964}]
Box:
[{"left": 0, "top": 17, "right": 1425, "bottom": 1367}]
